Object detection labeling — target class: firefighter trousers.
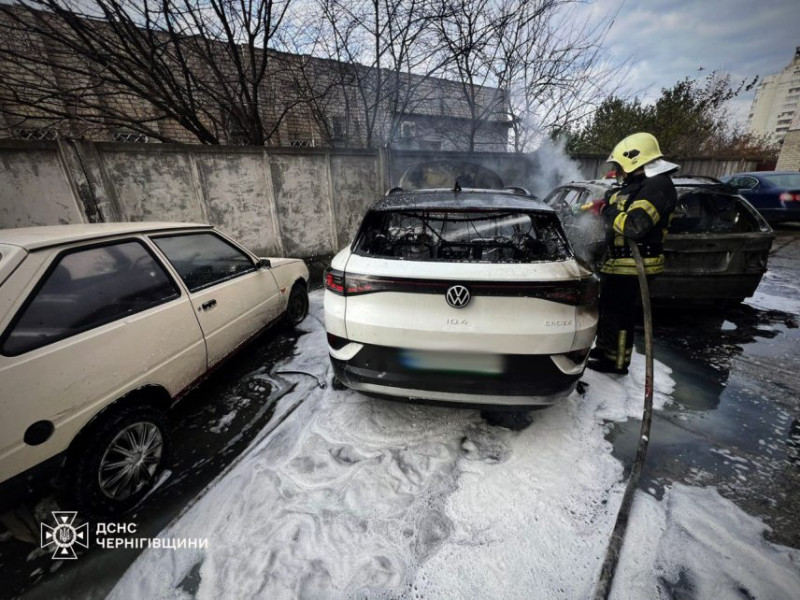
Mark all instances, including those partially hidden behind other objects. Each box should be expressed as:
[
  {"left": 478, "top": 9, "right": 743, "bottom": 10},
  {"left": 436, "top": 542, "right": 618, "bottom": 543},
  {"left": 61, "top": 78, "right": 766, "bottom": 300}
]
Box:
[{"left": 595, "top": 273, "right": 652, "bottom": 370}]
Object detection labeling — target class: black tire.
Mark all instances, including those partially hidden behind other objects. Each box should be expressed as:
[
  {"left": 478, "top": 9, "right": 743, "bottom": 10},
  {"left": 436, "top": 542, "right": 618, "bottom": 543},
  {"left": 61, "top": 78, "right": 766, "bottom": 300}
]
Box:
[
  {"left": 331, "top": 376, "right": 347, "bottom": 391},
  {"left": 61, "top": 404, "right": 170, "bottom": 517},
  {"left": 286, "top": 283, "right": 309, "bottom": 327}
]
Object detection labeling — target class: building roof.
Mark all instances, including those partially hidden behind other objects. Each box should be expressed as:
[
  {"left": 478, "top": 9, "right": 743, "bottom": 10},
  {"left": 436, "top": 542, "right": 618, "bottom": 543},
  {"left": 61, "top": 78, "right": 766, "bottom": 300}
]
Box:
[
  {"left": 369, "top": 189, "right": 552, "bottom": 213},
  {"left": 0, "top": 222, "right": 211, "bottom": 250}
]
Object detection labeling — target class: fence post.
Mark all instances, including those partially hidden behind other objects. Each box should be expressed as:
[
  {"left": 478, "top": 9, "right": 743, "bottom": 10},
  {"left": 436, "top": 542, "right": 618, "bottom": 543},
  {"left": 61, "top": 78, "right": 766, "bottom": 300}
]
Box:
[
  {"left": 325, "top": 152, "right": 340, "bottom": 252},
  {"left": 56, "top": 139, "right": 121, "bottom": 222},
  {"left": 260, "top": 149, "right": 286, "bottom": 257}
]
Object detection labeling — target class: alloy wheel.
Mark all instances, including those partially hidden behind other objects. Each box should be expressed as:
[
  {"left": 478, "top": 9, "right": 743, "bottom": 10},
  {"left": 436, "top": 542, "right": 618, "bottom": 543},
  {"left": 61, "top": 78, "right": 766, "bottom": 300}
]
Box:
[{"left": 97, "top": 421, "right": 164, "bottom": 500}]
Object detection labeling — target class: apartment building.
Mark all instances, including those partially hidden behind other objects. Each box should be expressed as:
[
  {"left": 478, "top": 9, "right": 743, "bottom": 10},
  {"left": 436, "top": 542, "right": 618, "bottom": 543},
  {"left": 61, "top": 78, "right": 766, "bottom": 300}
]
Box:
[{"left": 747, "top": 46, "right": 800, "bottom": 145}]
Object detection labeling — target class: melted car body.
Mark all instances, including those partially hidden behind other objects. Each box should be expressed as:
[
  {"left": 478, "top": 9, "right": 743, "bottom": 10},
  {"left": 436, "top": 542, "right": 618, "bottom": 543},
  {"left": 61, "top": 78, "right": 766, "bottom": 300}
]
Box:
[
  {"left": 544, "top": 177, "right": 774, "bottom": 302},
  {"left": 324, "top": 188, "right": 598, "bottom": 407}
]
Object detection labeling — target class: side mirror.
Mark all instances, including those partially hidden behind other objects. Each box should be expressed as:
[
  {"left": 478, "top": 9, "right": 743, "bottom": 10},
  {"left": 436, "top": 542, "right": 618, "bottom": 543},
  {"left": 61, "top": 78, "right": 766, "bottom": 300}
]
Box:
[{"left": 257, "top": 258, "right": 271, "bottom": 269}]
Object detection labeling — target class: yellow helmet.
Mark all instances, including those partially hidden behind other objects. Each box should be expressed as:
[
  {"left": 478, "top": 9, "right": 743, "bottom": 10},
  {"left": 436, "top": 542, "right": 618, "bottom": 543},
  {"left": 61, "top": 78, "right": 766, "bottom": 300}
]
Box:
[{"left": 607, "top": 132, "right": 663, "bottom": 174}]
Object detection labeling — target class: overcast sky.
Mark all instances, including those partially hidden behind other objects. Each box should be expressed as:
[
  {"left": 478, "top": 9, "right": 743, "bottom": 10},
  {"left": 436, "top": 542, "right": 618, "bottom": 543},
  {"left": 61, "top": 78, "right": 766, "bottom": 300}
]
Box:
[{"left": 580, "top": 0, "right": 800, "bottom": 126}]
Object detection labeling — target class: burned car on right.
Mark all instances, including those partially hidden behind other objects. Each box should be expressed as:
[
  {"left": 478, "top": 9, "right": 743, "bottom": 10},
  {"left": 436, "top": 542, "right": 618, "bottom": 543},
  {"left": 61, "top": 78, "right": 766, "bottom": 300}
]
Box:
[{"left": 544, "top": 177, "right": 774, "bottom": 303}]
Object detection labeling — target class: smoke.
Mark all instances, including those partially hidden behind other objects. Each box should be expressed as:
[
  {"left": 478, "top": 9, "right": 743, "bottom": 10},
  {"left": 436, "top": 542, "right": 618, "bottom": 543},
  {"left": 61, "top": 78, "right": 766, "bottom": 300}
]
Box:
[
  {"left": 526, "top": 137, "right": 587, "bottom": 198},
  {"left": 388, "top": 137, "right": 594, "bottom": 202}
]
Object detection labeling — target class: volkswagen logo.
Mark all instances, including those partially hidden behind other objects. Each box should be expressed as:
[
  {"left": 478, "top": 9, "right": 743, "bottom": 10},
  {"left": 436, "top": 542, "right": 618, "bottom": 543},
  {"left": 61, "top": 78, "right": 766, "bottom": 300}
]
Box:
[{"left": 446, "top": 285, "right": 471, "bottom": 308}]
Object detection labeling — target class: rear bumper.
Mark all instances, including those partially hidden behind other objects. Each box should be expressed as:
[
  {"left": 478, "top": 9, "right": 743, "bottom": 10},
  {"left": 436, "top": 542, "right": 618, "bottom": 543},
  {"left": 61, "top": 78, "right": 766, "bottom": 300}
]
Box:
[
  {"left": 330, "top": 342, "right": 584, "bottom": 407},
  {"left": 651, "top": 272, "right": 765, "bottom": 301}
]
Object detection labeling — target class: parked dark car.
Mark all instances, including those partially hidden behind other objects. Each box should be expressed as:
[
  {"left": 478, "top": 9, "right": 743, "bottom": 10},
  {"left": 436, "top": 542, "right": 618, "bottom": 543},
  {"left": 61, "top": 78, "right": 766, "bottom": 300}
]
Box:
[
  {"left": 719, "top": 172, "right": 800, "bottom": 224},
  {"left": 544, "top": 177, "right": 774, "bottom": 303}
]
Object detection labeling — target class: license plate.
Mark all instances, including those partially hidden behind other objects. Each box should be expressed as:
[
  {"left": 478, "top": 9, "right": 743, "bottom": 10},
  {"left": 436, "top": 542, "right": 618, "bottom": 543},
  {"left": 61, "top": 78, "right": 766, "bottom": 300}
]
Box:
[{"left": 399, "top": 350, "right": 504, "bottom": 374}]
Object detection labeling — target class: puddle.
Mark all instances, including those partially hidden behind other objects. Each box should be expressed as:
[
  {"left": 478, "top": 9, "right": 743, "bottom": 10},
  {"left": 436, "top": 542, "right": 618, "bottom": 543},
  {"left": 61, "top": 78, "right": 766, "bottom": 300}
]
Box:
[{"left": 607, "top": 304, "right": 800, "bottom": 548}]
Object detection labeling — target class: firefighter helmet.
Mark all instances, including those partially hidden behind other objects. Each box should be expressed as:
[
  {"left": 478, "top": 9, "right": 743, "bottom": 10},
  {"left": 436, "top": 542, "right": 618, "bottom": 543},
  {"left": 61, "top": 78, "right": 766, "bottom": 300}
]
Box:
[{"left": 607, "top": 132, "right": 663, "bottom": 174}]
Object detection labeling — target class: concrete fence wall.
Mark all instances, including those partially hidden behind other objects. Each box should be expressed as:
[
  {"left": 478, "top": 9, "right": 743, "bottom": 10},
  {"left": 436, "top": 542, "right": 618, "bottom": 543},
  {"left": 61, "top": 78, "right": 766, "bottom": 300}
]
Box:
[
  {"left": 1, "top": 140, "right": 764, "bottom": 258},
  {"left": 0, "top": 140, "right": 384, "bottom": 257}
]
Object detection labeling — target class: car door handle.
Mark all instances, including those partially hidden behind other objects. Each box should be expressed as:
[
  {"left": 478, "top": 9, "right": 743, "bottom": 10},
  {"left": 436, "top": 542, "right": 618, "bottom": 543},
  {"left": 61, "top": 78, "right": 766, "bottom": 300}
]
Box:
[{"left": 199, "top": 299, "right": 217, "bottom": 311}]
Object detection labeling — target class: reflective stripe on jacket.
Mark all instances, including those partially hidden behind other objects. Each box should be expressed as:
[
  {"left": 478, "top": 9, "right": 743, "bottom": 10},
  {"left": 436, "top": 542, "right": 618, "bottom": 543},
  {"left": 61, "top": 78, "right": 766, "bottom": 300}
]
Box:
[{"left": 600, "top": 173, "right": 677, "bottom": 276}]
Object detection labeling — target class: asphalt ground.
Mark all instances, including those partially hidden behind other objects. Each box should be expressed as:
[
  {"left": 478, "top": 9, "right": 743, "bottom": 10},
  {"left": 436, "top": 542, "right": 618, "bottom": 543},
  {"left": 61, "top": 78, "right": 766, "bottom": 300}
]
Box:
[
  {"left": 609, "top": 224, "right": 800, "bottom": 550},
  {"left": 0, "top": 232, "right": 798, "bottom": 599}
]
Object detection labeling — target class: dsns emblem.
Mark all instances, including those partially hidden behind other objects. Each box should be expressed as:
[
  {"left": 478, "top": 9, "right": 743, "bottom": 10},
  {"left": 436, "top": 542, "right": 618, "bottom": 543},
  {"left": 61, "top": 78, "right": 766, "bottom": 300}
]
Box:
[{"left": 446, "top": 285, "right": 471, "bottom": 308}]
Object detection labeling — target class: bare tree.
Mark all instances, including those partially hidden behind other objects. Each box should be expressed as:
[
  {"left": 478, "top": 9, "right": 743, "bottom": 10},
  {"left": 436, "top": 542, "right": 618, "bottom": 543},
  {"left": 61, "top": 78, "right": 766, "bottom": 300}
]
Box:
[
  {"left": 503, "top": 2, "right": 625, "bottom": 151},
  {"left": 0, "top": 0, "right": 307, "bottom": 144},
  {"left": 430, "top": 0, "right": 507, "bottom": 152},
  {"left": 0, "top": 0, "right": 627, "bottom": 150},
  {"left": 431, "top": 0, "right": 624, "bottom": 152},
  {"left": 308, "top": 0, "right": 450, "bottom": 149}
]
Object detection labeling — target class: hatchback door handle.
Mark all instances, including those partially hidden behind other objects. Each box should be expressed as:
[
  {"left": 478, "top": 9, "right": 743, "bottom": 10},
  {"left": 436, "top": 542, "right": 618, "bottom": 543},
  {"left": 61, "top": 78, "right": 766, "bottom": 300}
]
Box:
[{"left": 199, "top": 299, "right": 217, "bottom": 311}]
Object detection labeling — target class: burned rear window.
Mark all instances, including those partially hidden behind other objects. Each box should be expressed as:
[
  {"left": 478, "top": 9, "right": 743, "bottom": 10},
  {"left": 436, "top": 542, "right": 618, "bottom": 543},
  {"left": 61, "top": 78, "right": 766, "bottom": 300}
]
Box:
[
  {"left": 670, "top": 192, "right": 763, "bottom": 234},
  {"left": 354, "top": 210, "right": 571, "bottom": 263}
]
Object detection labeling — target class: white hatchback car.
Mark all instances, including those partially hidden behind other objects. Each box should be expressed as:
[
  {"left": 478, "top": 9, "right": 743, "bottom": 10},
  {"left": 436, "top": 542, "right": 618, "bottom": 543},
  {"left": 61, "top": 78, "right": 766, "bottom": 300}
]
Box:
[
  {"left": 0, "top": 223, "right": 308, "bottom": 514},
  {"left": 324, "top": 188, "right": 598, "bottom": 406}
]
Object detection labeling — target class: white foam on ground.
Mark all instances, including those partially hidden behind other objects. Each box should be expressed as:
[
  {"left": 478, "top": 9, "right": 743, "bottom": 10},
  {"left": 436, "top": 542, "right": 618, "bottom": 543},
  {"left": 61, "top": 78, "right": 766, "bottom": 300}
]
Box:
[
  {"left": 108, "top": 292, "right": 800, "bottom": 600},
  {"left": 746, "top": 289, "right": 800, "bottom": 315},
  {"left": 613, "top": 485, "right": 800, "bottom": 599}
]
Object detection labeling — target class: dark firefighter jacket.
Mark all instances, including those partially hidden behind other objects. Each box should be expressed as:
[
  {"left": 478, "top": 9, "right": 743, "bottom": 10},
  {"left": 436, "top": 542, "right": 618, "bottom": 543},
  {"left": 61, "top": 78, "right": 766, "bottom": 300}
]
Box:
[{"left": 600, "top": 172, "right": 677, "bottom": 276}]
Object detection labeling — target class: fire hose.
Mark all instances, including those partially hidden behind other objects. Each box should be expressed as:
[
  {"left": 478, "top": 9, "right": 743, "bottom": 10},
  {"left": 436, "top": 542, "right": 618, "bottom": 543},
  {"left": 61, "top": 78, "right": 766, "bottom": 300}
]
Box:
[{"left": 593, "top": 239, "right": 655, "bottom": 600}]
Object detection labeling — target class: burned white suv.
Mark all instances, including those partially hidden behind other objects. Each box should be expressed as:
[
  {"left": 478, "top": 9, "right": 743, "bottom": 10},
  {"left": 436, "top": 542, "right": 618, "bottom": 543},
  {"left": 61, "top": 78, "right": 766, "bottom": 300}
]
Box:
[{"left": 324, "top": 187, "right": 598, "bottom": 407}]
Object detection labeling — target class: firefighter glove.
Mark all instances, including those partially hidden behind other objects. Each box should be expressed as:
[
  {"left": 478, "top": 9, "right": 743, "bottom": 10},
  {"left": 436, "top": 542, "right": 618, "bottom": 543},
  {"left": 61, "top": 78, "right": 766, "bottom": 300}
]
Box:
[{"left": 578, "top": 199, "right": 607, "bottom": 216}]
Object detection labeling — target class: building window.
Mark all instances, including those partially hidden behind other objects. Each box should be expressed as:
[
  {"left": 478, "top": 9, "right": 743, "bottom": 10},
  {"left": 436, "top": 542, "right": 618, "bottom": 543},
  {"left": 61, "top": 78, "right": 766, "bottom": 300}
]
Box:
[
  {"left": 331, "top": 116, "right": 346, "bottom": 139},
  {"left": 400, "top": 121, "right": 416, "bottom": 140},
  {"left": 112, "top": 130, "right": 149, "bottom": 143},
  {"left": 12, "top": 127, "right": 59, "bottom": 141},
  {"left": 288, "top": 135, "right": 314, "bottom": 148}
]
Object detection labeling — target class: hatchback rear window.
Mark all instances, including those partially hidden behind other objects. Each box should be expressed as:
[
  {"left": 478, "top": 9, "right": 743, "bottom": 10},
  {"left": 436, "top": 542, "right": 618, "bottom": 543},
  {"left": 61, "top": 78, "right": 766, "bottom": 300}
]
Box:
[
  {"left": 354, "top": 210, "right": 571, "bottom": 262},
  {"left": 670, "top": 192, "right": 762, "bottom": 234}
]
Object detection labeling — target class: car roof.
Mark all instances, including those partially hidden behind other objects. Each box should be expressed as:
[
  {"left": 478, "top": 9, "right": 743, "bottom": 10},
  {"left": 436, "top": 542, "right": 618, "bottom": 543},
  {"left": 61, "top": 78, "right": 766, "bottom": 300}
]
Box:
[
  {"left": 0, "top": 222, "right": 213, "bottom": 251},
  {"left": 369, "top": 188, "right": 553, "bottom": 213}
]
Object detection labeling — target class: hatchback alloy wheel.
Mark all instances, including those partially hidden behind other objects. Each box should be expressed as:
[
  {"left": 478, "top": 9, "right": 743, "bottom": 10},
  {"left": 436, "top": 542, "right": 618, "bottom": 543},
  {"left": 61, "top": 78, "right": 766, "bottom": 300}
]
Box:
[{"left": 98, "top": 421, "right": 164, "bottom": 501}]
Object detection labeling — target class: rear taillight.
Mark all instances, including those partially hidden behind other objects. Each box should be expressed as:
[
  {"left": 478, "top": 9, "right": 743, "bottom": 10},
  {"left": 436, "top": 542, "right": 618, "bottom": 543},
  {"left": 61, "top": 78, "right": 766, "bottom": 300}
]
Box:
[
  {"left": 324, "top": 268, "right": 345, "bottom": 294},
  {"left": 324, "top": 270, "right": 599, "bottom": 305},
  {"left": 780, "top": 192, "right": 800, "bottom": 204},
  {"left": 579, "top": 276, "right": 600, "bottom": 304},
  {"left": 344, "top": 275, "right": 378, "bottom": 295},
  {"left": 535, "top": 277, "right": 598, "bottom": 306},
  {"left": 324, "top": 269, "right": 383, "bottom": 296}
]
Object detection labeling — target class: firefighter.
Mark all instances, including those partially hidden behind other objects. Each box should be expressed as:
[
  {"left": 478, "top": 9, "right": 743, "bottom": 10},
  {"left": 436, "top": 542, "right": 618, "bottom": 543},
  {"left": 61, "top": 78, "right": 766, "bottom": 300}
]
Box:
[{"left": 582, "top": 132, "right": 679, "bottom": 374}]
